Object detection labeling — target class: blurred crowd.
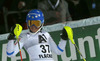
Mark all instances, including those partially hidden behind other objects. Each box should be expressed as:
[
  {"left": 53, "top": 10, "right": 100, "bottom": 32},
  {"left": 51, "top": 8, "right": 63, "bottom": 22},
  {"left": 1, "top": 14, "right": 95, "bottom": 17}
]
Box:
[{"left": 0, "top": 0, "right": 100, "bottom": 34}]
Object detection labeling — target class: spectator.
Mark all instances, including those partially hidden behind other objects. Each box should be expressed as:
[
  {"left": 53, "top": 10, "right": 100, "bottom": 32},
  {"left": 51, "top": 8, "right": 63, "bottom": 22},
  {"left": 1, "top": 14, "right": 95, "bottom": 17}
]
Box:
[
  {"left": 66, "top": 0, "right": 90, "bottom": 20},
  {"left": 9, "top": 0, "right": 39, "bottom": 29},
  {"left": 38, "top": 0, "right": 72, "bottom": 25},
  {"left": 18, "top": 0, "right": 38, "bottom": 10}
]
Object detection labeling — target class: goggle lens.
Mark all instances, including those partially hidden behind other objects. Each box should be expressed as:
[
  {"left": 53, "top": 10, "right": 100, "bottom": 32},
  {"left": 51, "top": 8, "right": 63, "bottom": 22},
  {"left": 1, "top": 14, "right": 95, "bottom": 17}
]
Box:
[{"left": 28, "top": 20, "right": 41, "bottom": 28}]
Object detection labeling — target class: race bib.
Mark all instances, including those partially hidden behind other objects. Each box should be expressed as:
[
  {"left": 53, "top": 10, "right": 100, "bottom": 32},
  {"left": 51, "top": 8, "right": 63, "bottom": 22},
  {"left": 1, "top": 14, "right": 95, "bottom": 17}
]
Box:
[{"left": 27, "top": 43, "right": 53, "bottom": 60}]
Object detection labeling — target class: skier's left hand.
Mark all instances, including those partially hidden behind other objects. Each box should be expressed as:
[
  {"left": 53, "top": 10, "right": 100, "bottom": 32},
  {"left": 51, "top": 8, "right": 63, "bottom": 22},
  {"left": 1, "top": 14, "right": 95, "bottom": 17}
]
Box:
[{"left": 60, "top": 28, "right": 68, "bottom": 40}]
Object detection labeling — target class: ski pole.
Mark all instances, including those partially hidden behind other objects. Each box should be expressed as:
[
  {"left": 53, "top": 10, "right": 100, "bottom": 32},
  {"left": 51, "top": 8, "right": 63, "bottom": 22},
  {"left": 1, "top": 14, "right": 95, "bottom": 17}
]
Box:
[
  {"left": 14, "top": 24, "right": 23, "bottom": 61},
  {"left": 64, "top": 26, "right": 86, "bottom": 61}
]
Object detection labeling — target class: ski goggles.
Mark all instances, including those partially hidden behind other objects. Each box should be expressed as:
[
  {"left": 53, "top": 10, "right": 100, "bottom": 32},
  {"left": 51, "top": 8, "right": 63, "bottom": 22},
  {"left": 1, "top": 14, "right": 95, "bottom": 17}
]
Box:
[{"left": 27, "top": 20, "right": 41, "bottom": 28}]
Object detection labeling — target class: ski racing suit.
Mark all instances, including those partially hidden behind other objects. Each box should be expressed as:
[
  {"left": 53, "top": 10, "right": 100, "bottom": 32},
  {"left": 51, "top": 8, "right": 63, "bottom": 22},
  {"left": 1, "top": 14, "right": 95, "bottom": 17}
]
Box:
[{"left": 6, "top": 30, "right": 67, "bottom": 61}]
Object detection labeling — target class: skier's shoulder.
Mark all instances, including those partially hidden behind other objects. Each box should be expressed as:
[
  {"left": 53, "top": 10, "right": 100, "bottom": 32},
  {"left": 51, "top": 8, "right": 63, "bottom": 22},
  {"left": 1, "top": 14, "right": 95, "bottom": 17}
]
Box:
[
  {"left": 18, "top": 32, "right": 30, "bottom": 42},
  {"left": 19, "top": 32, "right": 31, "bottom": 38},
  {"left": 41, "top": 30, "right": 50, "bottom": 36}
]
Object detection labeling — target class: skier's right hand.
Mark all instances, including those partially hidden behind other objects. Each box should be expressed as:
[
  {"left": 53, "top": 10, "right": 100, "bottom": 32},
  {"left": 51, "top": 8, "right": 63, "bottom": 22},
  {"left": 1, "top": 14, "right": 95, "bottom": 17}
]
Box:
[{"left": 7, "top": 25, "right": 16, "bottom": 40}]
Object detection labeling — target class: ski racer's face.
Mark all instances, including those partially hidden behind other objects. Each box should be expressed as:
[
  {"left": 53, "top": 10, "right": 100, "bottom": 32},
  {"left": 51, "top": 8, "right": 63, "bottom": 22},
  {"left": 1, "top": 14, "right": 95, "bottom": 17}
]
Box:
[
  {"left": 29, "top": 25, "right": 40, "bottom": 33},
  {"left": 27, "top": 20, "right": 41, "bottom": 32}
]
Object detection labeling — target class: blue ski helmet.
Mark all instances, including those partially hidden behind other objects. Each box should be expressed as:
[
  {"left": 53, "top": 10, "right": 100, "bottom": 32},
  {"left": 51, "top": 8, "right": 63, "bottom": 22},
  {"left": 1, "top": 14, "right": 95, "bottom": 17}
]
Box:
[{"left": 26, "top": 9, "right": 44, "bottom": 27}]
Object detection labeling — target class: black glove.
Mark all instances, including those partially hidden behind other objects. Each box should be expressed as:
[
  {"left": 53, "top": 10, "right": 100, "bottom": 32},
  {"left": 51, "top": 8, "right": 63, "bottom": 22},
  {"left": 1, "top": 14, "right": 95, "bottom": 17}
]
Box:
[
  {"left": 60, "top": 28, "right": 68, "bottom": 40},
  {"left": 7, "top": 25, "right": 16, "bottom": 40}
]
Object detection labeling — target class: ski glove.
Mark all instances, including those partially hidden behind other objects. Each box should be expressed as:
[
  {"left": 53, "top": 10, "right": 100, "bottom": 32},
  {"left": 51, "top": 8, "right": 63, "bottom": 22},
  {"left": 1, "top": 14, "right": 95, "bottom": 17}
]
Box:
[
  {"left": 60, "top": 28, "right": 68, "bottom": 40},
  {"left": 7, "top": 25, "right": 16, "bottom": 40}
]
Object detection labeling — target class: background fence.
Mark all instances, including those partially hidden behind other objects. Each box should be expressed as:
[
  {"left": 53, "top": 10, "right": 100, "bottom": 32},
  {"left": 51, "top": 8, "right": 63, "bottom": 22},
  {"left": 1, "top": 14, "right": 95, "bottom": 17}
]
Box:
[{"left": 0, "top": 16, "right": 100, "bottom": 61}]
